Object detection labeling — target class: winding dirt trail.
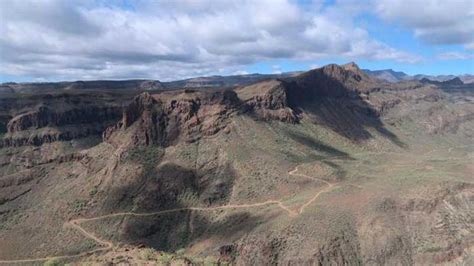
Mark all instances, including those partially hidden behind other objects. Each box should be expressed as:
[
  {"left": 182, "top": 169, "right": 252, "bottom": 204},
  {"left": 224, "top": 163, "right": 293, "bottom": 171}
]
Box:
[
  {"left": 288, "top": 165, "right": 337, "bottom": 214},
  {"left": 0, "top": 164, "right": 339, "bottom": 264}
]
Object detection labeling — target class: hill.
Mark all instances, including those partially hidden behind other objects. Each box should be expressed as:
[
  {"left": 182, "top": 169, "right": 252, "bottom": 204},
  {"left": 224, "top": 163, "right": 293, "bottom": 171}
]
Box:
[
  {"left": 362, "top": 69, "right": 410, "bottom": 83},
  {"left": 420, "top": 77, "right": 464, "bottom": 86}
]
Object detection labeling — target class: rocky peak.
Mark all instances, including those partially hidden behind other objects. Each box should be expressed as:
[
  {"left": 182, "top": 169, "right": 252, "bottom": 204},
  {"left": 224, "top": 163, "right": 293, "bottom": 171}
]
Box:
[
  {"left": 288, "top": 63, "right": 380, "bottom": 102},
  {"left": 138, "top": 80, "right": 164, "bottom": 90},
  {"left": 122, "top": 92, "right": 157, "bottom": 128},
  {"left": 342, "top": 62, "right": 361, "bottom": 72},
  {"left": 320, "top": 62, "right": 371, "bottom": 84}
]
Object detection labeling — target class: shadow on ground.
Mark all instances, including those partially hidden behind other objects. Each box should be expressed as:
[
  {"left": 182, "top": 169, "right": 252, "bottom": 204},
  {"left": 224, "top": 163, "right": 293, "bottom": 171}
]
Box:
[
  {"left": 93, "top": 147, "right": 258, "bottom": 253},
  {"left": 281, "top": 73, "right": 407, "bottom": 148},
  {"left": 285, "top": 131, "right": 352, "bottom": 159}
]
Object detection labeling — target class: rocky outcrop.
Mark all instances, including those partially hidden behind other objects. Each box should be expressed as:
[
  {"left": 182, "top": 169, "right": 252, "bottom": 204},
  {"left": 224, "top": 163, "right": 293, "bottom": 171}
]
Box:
[
  {"left": 138, "top": 80, "right": 164, "bottom": 90},
  {"left": 104, "top": 90, "right": 241, "bottom": 147},
  {"left": 237, "top": 80, "right": 298, "bottom": 123},
  {"left": 1, "top": 93, "right": 125, "bottom": 147},
  {"left": 374, "top": 99, "right": 402, "bottom": 116},
  {"left": 0, "top": 124, "right": 112, "bottom": 148},
  {"left": 7, "top": 106, "right": 121, "bottom": 133}
]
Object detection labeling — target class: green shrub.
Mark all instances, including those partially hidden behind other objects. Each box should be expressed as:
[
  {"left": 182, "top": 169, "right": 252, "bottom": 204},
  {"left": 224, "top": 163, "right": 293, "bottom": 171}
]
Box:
[
  {"left": 122, "top": 146, "right": 164, "bottom": 167},
  {"left": 203, "top": 256, "right": 219, "bottom": 266},
  {"left": 157, "top": 252, "right": 174, "bottom": 264},
  {"left": 43, "top": 258, "right": 61, "bottom": 266},
  {"left": 175, "top": 248, "right": 186, "bottom": 256},
  {"left": 140, "top": 248, "right": 156, "bottom": 261},
  {"left": 70, "top": 199, "right": 87, "bottom": 212},
  {"left": 89, "top": 187, "right": 98, "bottom": 196},
  {"left": 177, "top": 190, "right": 199, "bottom": 206}
]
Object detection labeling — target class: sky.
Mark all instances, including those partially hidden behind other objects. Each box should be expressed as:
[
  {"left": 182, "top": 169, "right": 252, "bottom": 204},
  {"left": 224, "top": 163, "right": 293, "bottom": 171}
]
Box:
[{"left": 0, "top": 0, "right": 473, "bottom": 82}]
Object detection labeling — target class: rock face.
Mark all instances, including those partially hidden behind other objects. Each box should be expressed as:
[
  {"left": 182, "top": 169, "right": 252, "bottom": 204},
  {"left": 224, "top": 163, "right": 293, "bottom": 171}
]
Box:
[
  {"left": 0, "top": 92, "right": 126, "bottom": 147},
  {"left": 236, "top": 79, "right": 298, "bottom": 123},
  {"left": 104, "top": 90, "right": 241, "bottom": 147},
  {"left": 6, "top": 106, "right": 120, "bottom": 133}
]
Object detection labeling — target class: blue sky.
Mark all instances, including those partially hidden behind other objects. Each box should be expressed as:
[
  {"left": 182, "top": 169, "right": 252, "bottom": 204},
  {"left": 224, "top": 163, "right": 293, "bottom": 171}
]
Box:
[{"left": 0, "top": 0, "right": 472, "bottom": 82}]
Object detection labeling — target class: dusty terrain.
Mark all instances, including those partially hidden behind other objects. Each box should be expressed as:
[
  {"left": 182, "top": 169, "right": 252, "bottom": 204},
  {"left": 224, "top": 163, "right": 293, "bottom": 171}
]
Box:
[{"left": 0, "top": 63, "right": 472, "bottom": 265}]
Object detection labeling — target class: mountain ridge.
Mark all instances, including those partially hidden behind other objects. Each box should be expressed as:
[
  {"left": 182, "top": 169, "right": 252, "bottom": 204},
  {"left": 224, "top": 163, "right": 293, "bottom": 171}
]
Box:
[{"left": 2, "top": 64, "right": 472, "bottom": 94}]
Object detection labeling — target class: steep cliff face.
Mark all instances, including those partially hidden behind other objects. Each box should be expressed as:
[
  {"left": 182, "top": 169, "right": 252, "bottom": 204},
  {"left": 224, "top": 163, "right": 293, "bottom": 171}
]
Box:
[
  {"left": 104, "top": 90, "right": 241, "bottom": 147},
  {"left": 236, "top": 79, "right": 298, "bottom": 123},
  {"left": 0, "top": 93, "right": 127, "bottom": 147},
  {"left": 6, "top": 106, "right": 121, "bottom": 133}
]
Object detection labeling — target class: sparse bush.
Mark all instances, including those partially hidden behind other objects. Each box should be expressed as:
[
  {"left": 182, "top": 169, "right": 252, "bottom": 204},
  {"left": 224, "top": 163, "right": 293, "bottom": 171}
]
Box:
[
  {"left": 43, "top": 258, "right": 60, "bottom": 266},
  {"left": 89, "top": 187, "right": 98, "bottom": 196},
  {"left": 140, "top": 248, "right": 156, "bottom": 261},
  {"left": 177, "top": 190, "right": 199, "bottom": 206},
  {"left": 157, "top": 252, "right": 174, "bottom": 264},
  {"left": 175, "top": 248, "right": 186, "bottom": 256},
  {"left": 122, "top": 146, "right": 164, "bottom": 167},
  {"left": 70, "top": 199, "right": 87, "bottom": 212},
  {"left": 203, "top": 256, "right": 219, "bottom": 266}
]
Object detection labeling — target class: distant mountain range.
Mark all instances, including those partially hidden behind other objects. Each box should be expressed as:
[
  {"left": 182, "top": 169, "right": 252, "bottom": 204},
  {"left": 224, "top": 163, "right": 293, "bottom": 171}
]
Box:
[
  {"left": 164, "top": 68, "right": 473, "bottom": 88},
  {"left": 162, "top": 72, "right": 302, "bottom": 89},
  {"left": 362, "top": 69, "right": 474, "bottom": 84},
  {"left": 1, "top": 65, "right": 472, "bottom": 95}
]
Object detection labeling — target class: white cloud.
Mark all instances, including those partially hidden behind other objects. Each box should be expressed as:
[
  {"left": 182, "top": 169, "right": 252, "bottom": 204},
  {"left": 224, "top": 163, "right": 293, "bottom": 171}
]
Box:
[
  {"left": 271, "top": 64, "right": 282, "bottom": 74},
  {"left": 375, "top": 0, "right": 474, "bottom": 48},
  {"left": 233, "top": 70, "right": 250, "bottom": 75},
  {"left": 0, "top": 0, "right": 421, "bottom": 81},
  {"left": 437, "top": 52, "right": 474, "bottom": 60}
]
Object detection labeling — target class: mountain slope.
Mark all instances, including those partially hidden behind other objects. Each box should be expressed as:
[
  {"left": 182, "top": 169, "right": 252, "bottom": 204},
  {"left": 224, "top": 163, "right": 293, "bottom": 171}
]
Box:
[
  {"left": 363, "top": 69, "right": 410, "bottom": 83},
  {"left": 420, "top": 77, "right": 464, "bottom": 86},
  {"left": 0, "top": 63, "right": 473, "bottom": 265}
]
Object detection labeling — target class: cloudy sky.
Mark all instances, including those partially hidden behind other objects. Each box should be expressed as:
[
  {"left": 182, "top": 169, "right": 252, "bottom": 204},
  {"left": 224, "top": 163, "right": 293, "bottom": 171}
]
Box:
[{"left": 0, "top": 0, "right": 473, "bottom": 82}]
